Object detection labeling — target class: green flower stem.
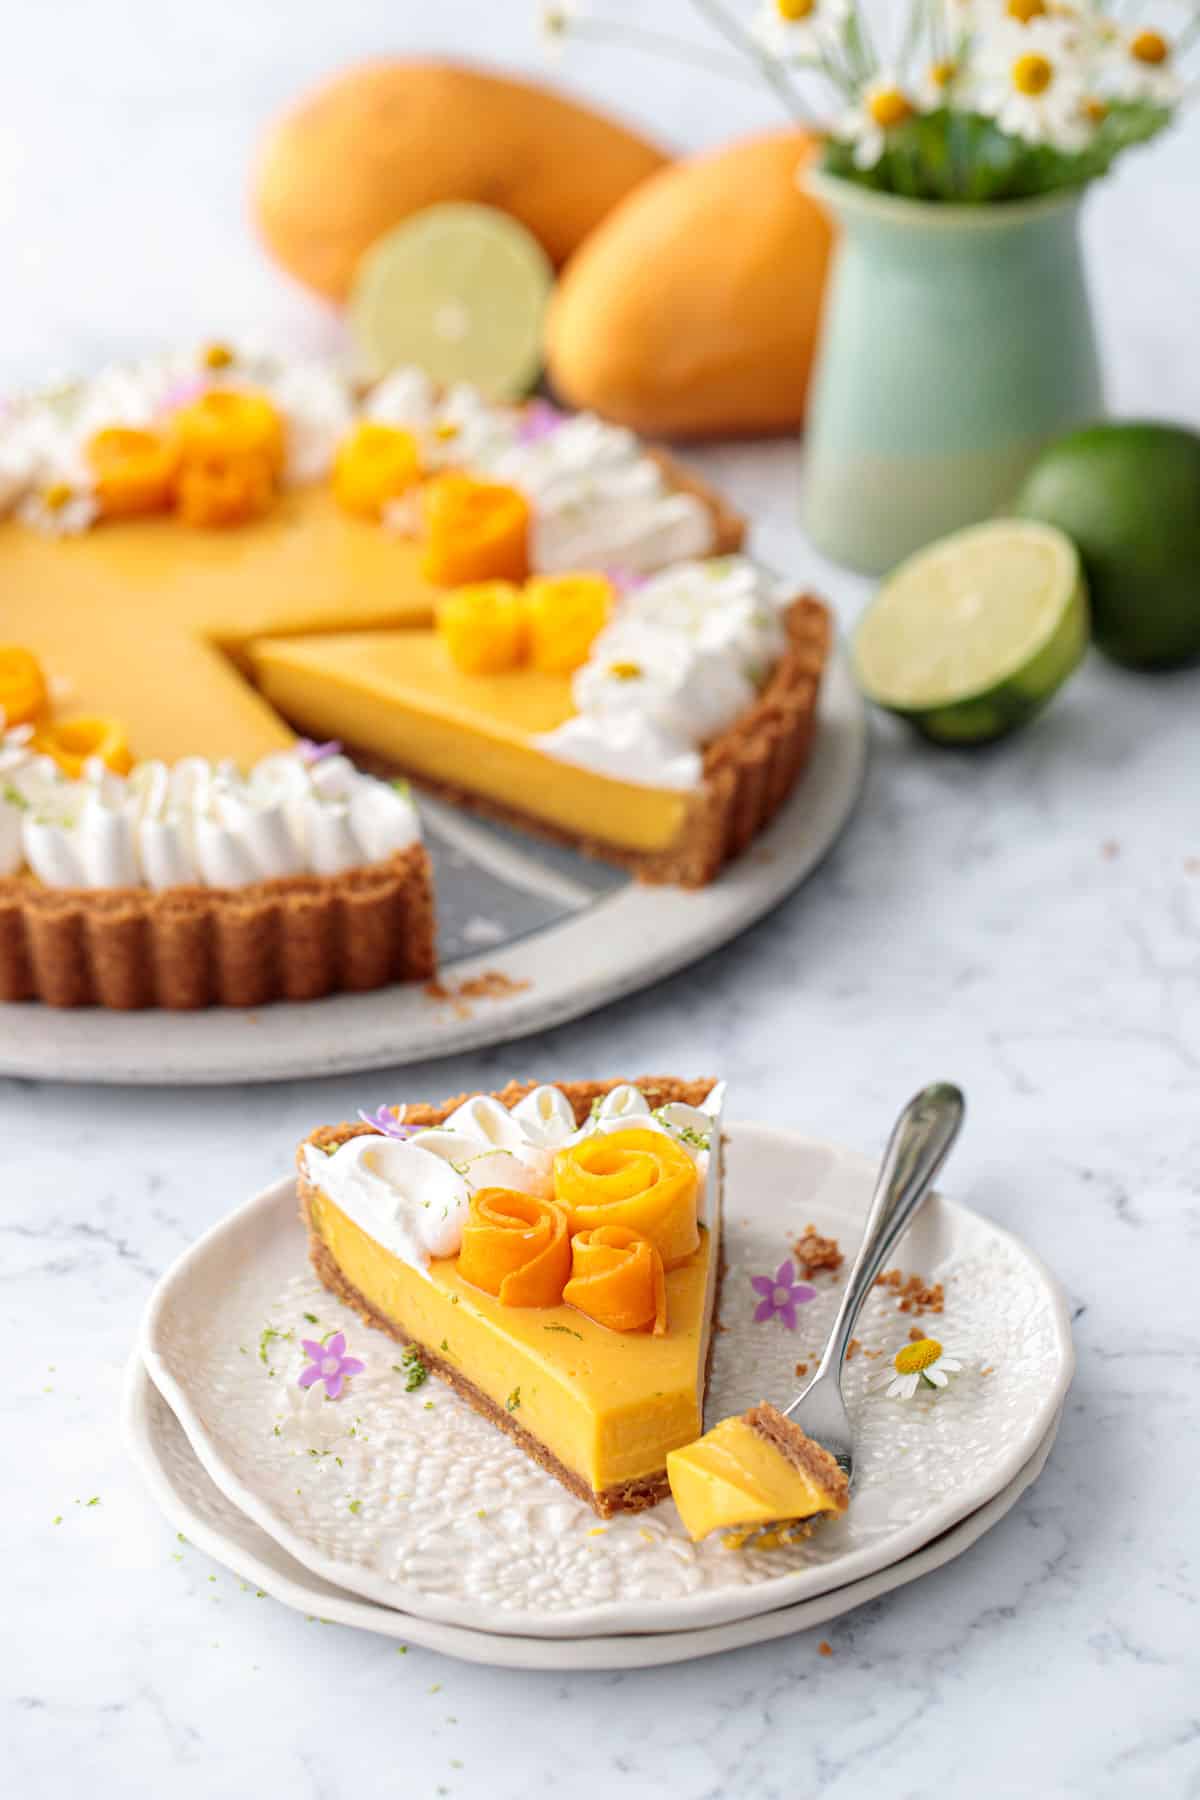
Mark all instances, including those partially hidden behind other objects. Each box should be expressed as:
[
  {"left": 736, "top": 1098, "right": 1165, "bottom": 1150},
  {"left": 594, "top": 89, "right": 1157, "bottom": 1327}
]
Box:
[
  {"left": 685, "top": 0, "right": 813, "bottom": 119},
  {"left": 553, "top": 15, "right": 777, "bottom": 88}
]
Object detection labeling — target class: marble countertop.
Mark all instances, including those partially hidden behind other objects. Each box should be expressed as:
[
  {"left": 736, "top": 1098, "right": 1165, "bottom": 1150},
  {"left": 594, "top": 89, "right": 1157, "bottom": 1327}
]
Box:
[{"left": 5, "top": 4, "right": 1199, "bottom": 1796}]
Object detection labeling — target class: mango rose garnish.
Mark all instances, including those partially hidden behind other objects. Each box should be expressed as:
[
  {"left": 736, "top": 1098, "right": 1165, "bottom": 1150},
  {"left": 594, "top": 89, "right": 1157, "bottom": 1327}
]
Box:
[
  {"left": 175, "top": 451, "right": 276, "bottom": 528},
  {"left": 169, "top": 387, "right": 287, "bottom": 479},
  {"left": 563, "top": 1226, "right": 667, "bottom": 1335},
  {"left": 332, "top": 422, "right": 421, "bottom": 519},
  {"left": 457, "top": 1188, "right": 571, "bottom": 1307},
  {"left": 553, "top": 1128, "right": 700, "bottom": 1270},
  {"left": 437, "top": 581, "right": 528, "bottom": 674},
  {"left": 420, "top": 473, "right": 531, "bottom": 587},
  {"left": 0, "top": 646, "right": 48, "bottom": 727},
  {"left": 524, "top": 573, "right": 613, "bottom": 675},
  {"left": 32, "top": 716, "right": 133, "bottom": 779},
  {"left": 85, "top": 427, "right": 177, "bottom": 519}
]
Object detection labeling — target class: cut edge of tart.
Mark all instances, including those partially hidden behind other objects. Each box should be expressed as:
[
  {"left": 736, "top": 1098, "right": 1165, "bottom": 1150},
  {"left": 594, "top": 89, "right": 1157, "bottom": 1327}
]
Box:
[
  {"left": 666, "top": 1400, "right": 850, "bottom": 1544},
  {"left": 296, "top": 1076, "right": 725, "bottom": 1518},
  {"left": 0, "top": 845, "right": 435, "bottom": 1010},
  {"left": 255, "top": 594, "right": 831, "bottom": 889},
  {"left": 406, "top": 593, "right": 830, "bottom": 888}
]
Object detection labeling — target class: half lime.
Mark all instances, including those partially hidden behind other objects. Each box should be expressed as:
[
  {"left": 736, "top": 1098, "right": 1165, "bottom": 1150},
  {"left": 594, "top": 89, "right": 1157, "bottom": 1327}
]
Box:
[
  {"left": 852, "top": 519, "right": 1089, "bottom": 745},
  {"left": 349, "top": 203, "right": 553, "bottom": 402}
]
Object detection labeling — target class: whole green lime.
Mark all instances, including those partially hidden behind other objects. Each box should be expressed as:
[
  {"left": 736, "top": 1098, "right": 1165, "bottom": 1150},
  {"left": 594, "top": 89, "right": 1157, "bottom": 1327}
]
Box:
[{"left": 1014, "top": 422, "right": 1200, "bottom": 669}]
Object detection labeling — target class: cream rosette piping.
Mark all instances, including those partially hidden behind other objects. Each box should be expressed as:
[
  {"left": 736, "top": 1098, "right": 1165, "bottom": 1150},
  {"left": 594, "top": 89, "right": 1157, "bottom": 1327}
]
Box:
[
  {"left": 534, "top": 557, "right": 793, "bottom": 791},
  {"left": 0, "top": 741, "right": 420, "bottom": 890}
]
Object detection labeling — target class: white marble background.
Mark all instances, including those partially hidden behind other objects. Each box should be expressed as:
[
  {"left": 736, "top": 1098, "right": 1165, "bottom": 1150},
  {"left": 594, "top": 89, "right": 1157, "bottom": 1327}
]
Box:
[{"left": 4, "top": 4, "right": 1199, "bottom": 1797}]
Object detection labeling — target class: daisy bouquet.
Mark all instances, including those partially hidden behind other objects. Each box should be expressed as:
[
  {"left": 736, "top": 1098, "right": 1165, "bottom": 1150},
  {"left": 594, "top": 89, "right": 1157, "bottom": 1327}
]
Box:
[{"left": 543, "top": 1, "right": 1197, "bottom": 201}]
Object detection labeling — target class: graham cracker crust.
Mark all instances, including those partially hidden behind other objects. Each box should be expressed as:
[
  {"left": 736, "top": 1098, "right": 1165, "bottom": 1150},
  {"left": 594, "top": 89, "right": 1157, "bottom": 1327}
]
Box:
[
  {"left": 0, "top": 842, "right": 435, "bottom": 1010},
  {"left": 348, "top": 596, "right": 831, "bottom": 889},
  {"left": 298, "top": 1076, "right": 724, "bottom": 1518},
  {"left": 745, "top": 1402, "right": 850, "bottom": 1515}
]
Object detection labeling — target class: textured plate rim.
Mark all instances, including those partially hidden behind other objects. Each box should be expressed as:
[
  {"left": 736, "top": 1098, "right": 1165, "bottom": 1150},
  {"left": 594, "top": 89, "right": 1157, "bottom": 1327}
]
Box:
[
  {"left": 123, "top": 1353, "right": 1063, "bottom": 1671},
  {"left": 138, "top": 1123, "right": 1075, "bottom": 1638},
  {"left": 0, "top": 644, "right": 866, "bottom": 1086}
]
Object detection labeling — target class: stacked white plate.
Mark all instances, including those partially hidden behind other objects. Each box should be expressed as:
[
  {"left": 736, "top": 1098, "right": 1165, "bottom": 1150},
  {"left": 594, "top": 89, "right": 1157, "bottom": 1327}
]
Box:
[{"left": 128, "top": 1124, "right": 1073, "bottom": 1670}]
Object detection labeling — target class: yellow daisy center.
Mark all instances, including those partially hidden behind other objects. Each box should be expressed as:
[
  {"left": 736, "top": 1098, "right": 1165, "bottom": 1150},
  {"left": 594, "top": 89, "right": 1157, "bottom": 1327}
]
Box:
[
  {"left": 202, "top": 341, "right": 235, "bottom": 371},
  {"left": 867, "top": 87, "right": 915, "bottom": 130},
  {"left": 1012, "top": 52, "right": 1055, "bottom": 96},
  {"left": 1131, "top": 29, "right": 1170, "bottom": 66},
  {"left": 1006, "top": 0, "right": 1046, "bottom": 20},
  {"left": 894, "top": 1337, "right": 943, "bottom": 1375},
  {"left": 1083, "top": 96, "right": 1108, "bottom": 123},
  {"left": 433, "top": 420, "right": 460, "bottom": 441},
  {"left": 776, "top": 0, "right": 817, "bottom": 20},
  {"left": 608, "top": 661, "right": 643, "bottom": 682},
  {"left": 43, "top": 481, "right": 75, "bottom": 512},
  {"left": 928, "top": 60, "right": 958, "bottom": 90}
]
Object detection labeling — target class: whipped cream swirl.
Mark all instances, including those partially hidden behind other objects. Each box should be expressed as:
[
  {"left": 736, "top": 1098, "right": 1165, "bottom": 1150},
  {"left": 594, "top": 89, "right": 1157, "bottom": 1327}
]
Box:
[
  {"left": 0, "top": 741, "right": 420, "bottom": 890},
  {"left": 535, "top": 557, "right": 794, "bottom": 791},
  {"left": 367, "top": 374, "right": 715, "bottom": 573},
  {"left": 305, "top": 1081, "right": 725, "bottom": 1275}
]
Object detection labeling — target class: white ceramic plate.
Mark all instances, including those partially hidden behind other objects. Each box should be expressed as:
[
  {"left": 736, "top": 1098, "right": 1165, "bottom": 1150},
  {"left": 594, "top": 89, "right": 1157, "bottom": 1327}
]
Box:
[
  {"left": 124, "top": 1355, "right": 1063, "bottom": 1670},
  {"left": 140, "top": 1122, "right": 1074, "bottom": 1637},
  {"left": 0, "top": 641, "right": 865, "bottom": 1087}
]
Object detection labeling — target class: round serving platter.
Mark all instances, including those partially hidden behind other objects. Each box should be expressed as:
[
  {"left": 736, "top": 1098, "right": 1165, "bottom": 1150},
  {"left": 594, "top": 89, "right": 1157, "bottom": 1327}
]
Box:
[
  {"left": 0, "top": 639, "right": 865, "bottom": 1087},
  {"left": 124, "top": 1357, "right": 1063, "bottom": 1671},
  {"left": 138, "top": 1122, "right": 1074, "bottom": 1639}
]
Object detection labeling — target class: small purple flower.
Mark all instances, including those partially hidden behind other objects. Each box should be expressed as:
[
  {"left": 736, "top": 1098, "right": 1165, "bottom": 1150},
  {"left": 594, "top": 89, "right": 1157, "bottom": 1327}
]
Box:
[
  {"left": 358, "top": 1103, "right": 417, "bottom": 1139},
  {"left": 298, "top": 1331, "right": 365, "bottom": 1401},
  {"left": 516, "top": 399, "right": 565, "bottom": 445},
  {"left": 750, "top": 1260, "right": 816, "bottom": 1331},
  {"left": 157, "top": 374, "right": 210, "bottom": 417},
  {"left": 604, "top": 565, "right": 648, "bottom": 598},
  {"left": 297, "top": 737, "right": 342, "bottom": 765}
]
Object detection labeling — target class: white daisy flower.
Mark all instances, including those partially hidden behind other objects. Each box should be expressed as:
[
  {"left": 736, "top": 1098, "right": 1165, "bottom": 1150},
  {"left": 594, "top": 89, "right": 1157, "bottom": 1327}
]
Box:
[
  {"left": 752, "top": 0, "right": 851, "bottom": 62},
  {"left": 268, "top": 361, "right": 355, "bottom": 486},
  {"left": 919, "top": 54, "right": 966, "bottom": 111},
  {"left": 539, "top": 1, "right": 580, "bottom": 54},
  {"left": 974, "top": 17, "right": 1090, "bottom": 150},
  {"left": 0, "top": 436, "right": 35, "bottom": 517},
  {"left": 17, "top": 479, "right": 98, "bottom": 537},
  {"left": 884, "top": 1336, "right": 965, "bottom": 1399},
  {"left": 1107, "top": 26, "right": 1183, "bottom": 107},
  {"left": 836, "top": 73, "right": 918, "bottom": 170}
]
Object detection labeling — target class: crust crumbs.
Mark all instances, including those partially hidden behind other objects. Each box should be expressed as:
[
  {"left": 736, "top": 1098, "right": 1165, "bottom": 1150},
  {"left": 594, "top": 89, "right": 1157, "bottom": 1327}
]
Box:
[
  {"left": 792, "top": 1224, "right": 844, "bottom": 1280},
  {"left": 875, "top": 1269, "right": 945, "bottom": 1316},
  {"left": 424, "top": 970, "right": 532, "bottom": 1016}
]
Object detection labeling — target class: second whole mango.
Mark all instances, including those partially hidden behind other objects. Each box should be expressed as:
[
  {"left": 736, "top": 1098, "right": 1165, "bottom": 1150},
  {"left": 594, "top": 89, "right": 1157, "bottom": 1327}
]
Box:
[{"left": 545, "top": 130, "right": 833, "bottom": 440}]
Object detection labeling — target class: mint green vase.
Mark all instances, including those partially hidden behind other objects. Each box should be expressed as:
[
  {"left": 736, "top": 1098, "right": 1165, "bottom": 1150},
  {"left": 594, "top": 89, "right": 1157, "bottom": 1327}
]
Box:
[{"left": 801, "top": 171, "right": 1104, "bottom": 575}]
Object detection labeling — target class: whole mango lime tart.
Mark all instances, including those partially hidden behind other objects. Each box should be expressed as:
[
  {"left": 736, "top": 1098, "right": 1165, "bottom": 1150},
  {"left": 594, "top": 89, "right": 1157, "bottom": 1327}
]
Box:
[
  {"left": 297, "top": 1076, "right": 726, "bottom": 1516},
  {"left": 0, "top": 344, "right": 830, "bottom": 1007}
]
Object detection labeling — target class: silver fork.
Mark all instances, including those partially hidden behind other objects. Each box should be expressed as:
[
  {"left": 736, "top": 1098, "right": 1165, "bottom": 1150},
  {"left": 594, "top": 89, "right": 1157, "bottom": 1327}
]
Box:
[{"left": 781, "top": 1081, "right": 966, "bottom": 1485}]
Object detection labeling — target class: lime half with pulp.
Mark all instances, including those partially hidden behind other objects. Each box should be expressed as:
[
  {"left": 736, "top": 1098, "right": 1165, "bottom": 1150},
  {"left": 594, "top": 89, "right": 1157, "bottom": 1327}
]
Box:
[
  {"left": 852, "top": 519, "right": 1089, "bottom": 745},
  {"left": 349, "top": 203, "right": 553, "bottom": 402}
]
